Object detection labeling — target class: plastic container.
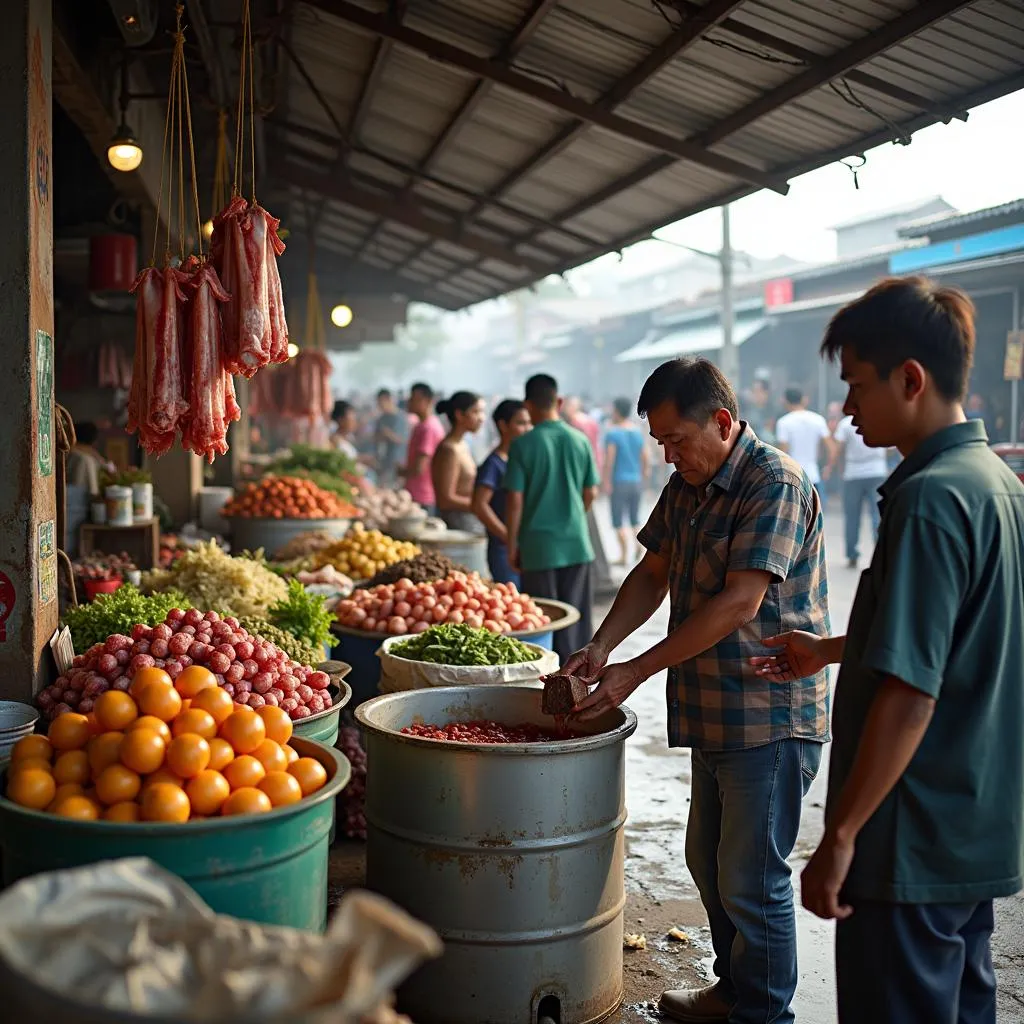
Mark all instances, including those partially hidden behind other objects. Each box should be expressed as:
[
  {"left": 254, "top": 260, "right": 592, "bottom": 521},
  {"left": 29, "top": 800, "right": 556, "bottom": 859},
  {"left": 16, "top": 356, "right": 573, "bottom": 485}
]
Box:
[
  {"left": 90, "top": 501, "right": 107, "bottom": 525},
  {"left": 131, "top": 482, "right": 153, "bottom": 521},
  {"left": 291, "top": 681, "right": 351, "bottom": 748},
  {"left": 104, "top": 486, "right": 133, "bottom": 527},
  {"left": 84, "top": 578, "right": 122, "bottom": 601},
  {"left": 0, "top": 702, "right": 38, "bottom": 768},
  {"left": 0, "top": 738, "right": 350, "bottom": 931},
  {"left": 198, "top": 486, "right": 234, "bottom": 534},
  {"left": 416, "top": 529, "right": 488, "bottom": 577},
  {"left": 229, "top": 517, "right": 352, "bottom": 558}
]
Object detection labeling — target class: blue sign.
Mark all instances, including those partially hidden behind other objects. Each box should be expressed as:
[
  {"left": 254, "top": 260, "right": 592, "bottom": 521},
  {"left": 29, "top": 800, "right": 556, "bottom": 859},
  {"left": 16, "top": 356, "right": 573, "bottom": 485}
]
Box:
[{"left": 890, "top": 224, "right": 1024, "bottom": 274}]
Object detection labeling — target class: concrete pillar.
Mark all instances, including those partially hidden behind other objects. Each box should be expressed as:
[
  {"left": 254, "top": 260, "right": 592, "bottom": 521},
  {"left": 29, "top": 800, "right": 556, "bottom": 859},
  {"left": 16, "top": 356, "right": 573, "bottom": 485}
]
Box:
[{"left": 0, "top": 0, "right": 57, "bottom": 698}]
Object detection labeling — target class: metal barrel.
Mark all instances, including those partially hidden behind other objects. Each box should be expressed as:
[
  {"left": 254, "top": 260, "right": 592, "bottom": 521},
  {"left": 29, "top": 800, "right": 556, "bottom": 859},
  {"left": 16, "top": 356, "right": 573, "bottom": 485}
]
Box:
[{"left": 356, "top": 686, "right": 637, "bottom": 1024}]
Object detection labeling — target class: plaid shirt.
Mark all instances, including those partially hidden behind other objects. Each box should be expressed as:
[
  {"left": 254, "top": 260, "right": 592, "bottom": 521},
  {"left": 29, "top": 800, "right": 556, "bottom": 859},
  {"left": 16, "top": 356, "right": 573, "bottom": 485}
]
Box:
[{"left": 638, "top": 425, "right": 831, "bottom": 750}]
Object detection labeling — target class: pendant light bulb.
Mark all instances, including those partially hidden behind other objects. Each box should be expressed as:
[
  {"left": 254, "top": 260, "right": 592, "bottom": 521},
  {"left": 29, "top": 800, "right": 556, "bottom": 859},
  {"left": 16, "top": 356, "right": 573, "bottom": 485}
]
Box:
[
  {"left": 331, "top": 304, "right": 353, "bottom": 329},
  {"left": 107, "top": 123, "right": 143, "bottom": 172}
]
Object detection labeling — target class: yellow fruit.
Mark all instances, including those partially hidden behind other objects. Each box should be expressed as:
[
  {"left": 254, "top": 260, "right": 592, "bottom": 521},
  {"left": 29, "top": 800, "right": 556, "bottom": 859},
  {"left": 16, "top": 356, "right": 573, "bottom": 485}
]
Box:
[
  {"left": 222, "top": 754, "right": 265, "bottom": 790},
  {"left": 8, "top": 756, "right": 53, "bottom": 776},
  {"left": 94, "top": 691, "right": 138, "bottom": 732},
  {"left": 256, "top": 706, "right": 293, "bottom": 746},
  {"left": 175, "top": 665, "right": 217, "bottom": 699},
  {"left": 165, "top": 734, "right": 211, "bottom": 779},
  {"left": 191, "top": 686, "right": 234, "bottom": 726},
  {"left": 288, "top": 757, "right": 328, "bottom": 796},
  {"left": 130, "top": 667, "right": 172, "bottom": 700},
  {"left": 140, "top": 783, "right": 190, "bottom": 823},
  {"left": 48, "top": 713, "right": 91, "bottom": 752},
  {"left": 141, "top": 767, "right": 184, "bottom": 791},
  {"left": 219, "top": 709, "right": 266, "bottom": 755},
  {"left": 221, "top": 787, "right": 272, "bottom": 816},
  {"left": 171, "top": 708, "right": 217, "bottom": 740},
  {"left": 137, "top": 682, "right": 183, "bottom": 723},
  {"left": 10, "top": 734, "right": 53, "bottom": 763},
  {"left": 104, "top": 801, "right": 140, "bottom": 822},
  {"left": 185, "top": 770, "right": 231, "bottom": 816},
  {"left": 95, "top": 764, "right": 142, "bottom": 805},
  {"left": 52, "top": 794, "right": 100, "bottom": 820},
  {"left": 119, "top": 728, "right": 166, "bottom": 775},
  {"left": 87, "top": 731, "right": 125, "bottom": 776},
  {"left": 53, "top": 750, "right": 90, "bottom": 786},
  {"left": 258, "top": 771, "right": 303, "bottom": 807},
  {"left": 6, "top": 768, "right": 56, "bottom": 810},
  {"left": 207, "top": 737, "right": 235, "bottom": 772},
  {"left": 128, "top": 715, "right": 172, "bottom": 744},
  {"left": 251, "top": 739, "right": 288, "bottom": 774}
]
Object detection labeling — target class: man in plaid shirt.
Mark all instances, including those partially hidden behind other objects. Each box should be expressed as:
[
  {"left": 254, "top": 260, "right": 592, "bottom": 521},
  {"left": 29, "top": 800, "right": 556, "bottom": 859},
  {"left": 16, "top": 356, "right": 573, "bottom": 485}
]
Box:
[{"left": 565, "top": 357, "right": 830, "bottom": 1024}]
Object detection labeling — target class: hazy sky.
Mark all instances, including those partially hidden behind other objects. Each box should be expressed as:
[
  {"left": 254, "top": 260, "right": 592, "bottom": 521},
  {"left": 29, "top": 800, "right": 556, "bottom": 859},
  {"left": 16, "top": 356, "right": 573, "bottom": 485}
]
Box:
[{"left": 573, "top": 87, "right": 1024, "bottom": 281}]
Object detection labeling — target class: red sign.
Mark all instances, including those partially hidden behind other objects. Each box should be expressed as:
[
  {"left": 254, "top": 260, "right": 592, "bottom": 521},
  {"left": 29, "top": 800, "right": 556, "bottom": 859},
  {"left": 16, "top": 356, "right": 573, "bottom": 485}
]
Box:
[
  {"left": 0, "top": 571, "right": 15, "bottom": 642},
  {"left": 763, "top": 278, "right": 794, "bottom": 308}
]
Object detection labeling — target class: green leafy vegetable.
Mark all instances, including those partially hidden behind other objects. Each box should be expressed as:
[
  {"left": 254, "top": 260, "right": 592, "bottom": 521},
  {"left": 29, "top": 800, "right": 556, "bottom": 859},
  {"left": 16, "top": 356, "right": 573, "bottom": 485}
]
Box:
[
  {"left": 266, "top": 446, "right": 359, "bottom": 498},
  {"left": 63, "top": 585, "right": 191, "bottom": 651},
  {"left": 390, "top": 624, "right": 538, "bottom": 666},
  {"left": 267, "top": 579, "right": 335, "bottom": 651},
  {"left": 238, "top": 617, "right": 324, "bottom": 667}
]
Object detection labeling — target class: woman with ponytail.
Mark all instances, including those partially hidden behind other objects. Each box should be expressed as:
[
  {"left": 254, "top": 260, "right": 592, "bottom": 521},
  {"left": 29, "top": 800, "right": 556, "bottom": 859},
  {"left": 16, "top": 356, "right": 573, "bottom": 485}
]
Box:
[{"left": 431, "top": 391, "right": 486, "bottom": 532}]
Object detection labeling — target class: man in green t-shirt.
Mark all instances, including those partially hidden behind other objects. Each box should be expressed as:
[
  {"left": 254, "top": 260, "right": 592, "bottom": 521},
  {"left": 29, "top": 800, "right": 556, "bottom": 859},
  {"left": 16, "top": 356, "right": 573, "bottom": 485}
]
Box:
[
  {"left": 504, "top": 373, "right": 600, "bottom": 658},
  {"left": 753, "top": 276, "right": 1024, "bottom": 1023}
]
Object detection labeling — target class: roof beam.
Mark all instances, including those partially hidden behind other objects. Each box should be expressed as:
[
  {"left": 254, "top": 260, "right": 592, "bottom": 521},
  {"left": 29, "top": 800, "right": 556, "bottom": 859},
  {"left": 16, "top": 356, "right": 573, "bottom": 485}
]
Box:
[
  {"left": 307, "top": 0, "right": 787, "bottom": 194},
  {"left": 395, "top": 0, "right": 746, "bottom": 273},
  {"left": 430, "top": 0, "right": 974, "bottom": 286},
  {"left": 274, "top": 160, "right": 549, "bottom": 275}
]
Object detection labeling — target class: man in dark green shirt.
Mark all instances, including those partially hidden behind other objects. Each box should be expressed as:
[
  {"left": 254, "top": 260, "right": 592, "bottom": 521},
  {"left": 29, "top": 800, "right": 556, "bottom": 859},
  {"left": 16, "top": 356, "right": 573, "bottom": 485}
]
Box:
[
  {"left": 505, "top": 373, "right": 600, "bottom": 659},
  {"left": 753, "top": 276, "right": 1024, "bottom": 1024}
]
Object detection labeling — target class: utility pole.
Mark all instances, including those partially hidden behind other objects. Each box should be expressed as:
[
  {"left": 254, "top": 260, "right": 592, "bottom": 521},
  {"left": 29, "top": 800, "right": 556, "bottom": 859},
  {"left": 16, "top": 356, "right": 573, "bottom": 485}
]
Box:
[{"left": 718, "top": 205, "right": 737, "bottom": 383}]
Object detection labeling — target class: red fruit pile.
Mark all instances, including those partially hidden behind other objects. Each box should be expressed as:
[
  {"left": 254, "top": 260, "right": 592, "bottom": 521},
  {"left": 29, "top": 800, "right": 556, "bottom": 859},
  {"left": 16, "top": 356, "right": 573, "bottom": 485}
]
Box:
[
  {"left": 400, "top": 720, "right": 569, "bottom": 743},
  {"left": 38, "top": 609, "right": 331, "bottom": 723},
  {"left": 334, "top": 573, "right": 551, "bottom": 635}
]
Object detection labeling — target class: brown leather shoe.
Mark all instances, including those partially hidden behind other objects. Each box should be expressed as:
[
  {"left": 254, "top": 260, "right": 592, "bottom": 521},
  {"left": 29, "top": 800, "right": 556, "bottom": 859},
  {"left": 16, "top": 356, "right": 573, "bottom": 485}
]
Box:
[{"left": 658, "top": 983, "right": 732, "bottom": 1022}]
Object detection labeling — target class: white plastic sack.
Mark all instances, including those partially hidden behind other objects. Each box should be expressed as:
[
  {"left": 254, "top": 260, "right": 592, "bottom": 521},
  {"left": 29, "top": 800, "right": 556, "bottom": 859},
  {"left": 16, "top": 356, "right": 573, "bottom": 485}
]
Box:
[
  {"left": 0, "top": 858, "right": 441, "bottom": 1023},
  {"left": 377, "top": 635, "right": 559, "bottom": 694}
]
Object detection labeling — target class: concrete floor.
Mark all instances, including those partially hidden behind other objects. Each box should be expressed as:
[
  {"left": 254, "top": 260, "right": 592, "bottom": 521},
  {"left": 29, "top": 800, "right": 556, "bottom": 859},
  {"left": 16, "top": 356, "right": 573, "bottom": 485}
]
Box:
[{"left": 594, "top": 498, "right": 1024, "bottom": 1023}]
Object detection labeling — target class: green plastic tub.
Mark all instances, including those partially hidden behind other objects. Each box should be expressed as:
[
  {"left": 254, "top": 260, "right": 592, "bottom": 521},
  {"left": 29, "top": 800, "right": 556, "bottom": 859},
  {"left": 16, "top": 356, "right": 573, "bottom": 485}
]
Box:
[
  {"left": 292, "top": 680, "right": 351, "bottom": 748},
  {"left": 0, "top": 737, "right": 350, "bottom": 932}
]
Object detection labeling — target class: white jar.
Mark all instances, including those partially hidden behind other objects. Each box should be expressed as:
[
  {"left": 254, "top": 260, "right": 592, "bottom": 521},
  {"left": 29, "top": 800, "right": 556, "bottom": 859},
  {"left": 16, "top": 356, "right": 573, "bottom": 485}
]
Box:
[
  {"left": 132, "top": 482, "right": 153, "bottom": 521},
  {"left": 105, "top": 486, "right": 133, "bottom": 527},
  {"left": 90, "top": 501, "right": 107, "bottom": 525}
]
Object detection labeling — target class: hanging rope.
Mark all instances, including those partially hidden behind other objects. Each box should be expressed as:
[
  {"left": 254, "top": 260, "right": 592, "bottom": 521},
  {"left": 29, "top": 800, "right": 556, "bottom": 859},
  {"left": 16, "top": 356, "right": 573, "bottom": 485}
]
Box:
[
  {"left": 232, "top": 0, "right": 258, "bottom": 203},
  {"left": 210, "top": 109, "right": 230, "bottom": 221},
  {"left": 55, "top": 404, "right": 78, "bottom": 608}
]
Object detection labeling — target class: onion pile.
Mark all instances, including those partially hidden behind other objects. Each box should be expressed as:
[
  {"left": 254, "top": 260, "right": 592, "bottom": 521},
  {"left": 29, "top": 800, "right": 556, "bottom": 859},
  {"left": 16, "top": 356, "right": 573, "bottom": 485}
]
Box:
[
  {"left": 39, "top": 609, "right": 332, "bottom": 723},
  {"left": 334, "top": 572, "right": 551, "bottom": 635}
]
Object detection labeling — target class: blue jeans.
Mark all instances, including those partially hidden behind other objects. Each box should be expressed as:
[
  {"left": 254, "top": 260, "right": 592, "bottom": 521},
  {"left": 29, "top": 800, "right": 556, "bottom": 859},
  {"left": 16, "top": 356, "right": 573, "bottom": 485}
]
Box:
[
  {"left": 687, "top": 739, "right": 823, "bottom": 1024},
  {"left": 836, "top": 900, "right": 995, "bottom": 1024},
  {"left": 486, "top": 539, "right": 520, "bottom": 587},
  {"left": 842, "top": 476, "right": 884, "bottom": 561}
]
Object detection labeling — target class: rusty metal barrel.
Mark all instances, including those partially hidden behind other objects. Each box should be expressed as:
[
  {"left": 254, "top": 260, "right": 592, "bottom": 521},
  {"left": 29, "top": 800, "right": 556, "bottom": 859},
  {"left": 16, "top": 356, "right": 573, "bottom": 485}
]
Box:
[{"left": 356, "top": 685, "right": 637, "bottom": 1024}]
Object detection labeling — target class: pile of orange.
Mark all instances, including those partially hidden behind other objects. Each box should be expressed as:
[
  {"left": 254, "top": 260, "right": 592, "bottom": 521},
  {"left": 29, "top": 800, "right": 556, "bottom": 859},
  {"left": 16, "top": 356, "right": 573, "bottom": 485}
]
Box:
[
  {"left": 221, "top": 475, "right": 360, "bottom": 520},
  {"left": 4, "top": 665, "right": 329, "bottom": 822}
]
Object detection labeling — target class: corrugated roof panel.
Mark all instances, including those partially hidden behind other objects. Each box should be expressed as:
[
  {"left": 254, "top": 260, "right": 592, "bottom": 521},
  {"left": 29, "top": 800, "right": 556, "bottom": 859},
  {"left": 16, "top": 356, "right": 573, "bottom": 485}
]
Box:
[{"left": 403, "top": 0, "right": 539, "bottom": 54}]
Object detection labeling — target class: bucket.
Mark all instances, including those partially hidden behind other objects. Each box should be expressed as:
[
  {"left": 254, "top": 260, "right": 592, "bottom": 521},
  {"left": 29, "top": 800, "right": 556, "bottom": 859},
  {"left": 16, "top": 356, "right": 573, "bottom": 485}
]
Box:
[
  {"left": 416, "top": 529, "right": 488, "bottom": 577},
  {"left": 0, "top": 738, "right": 350, "bottom": 931},
  {"left": 84, "top": 578, "right": 122, "bottom": 601},
  {"left": 104, "top": 486, "right": 133, "bottom": 527},
  {"left": 131, "top": 482, "right": 153, "bottom": 521},
  {"left": 291, "top": 681, "right": 351, "bottom": 748},
  {"left": 0, "top": 703, "right": 39, "bottom": 768},
  {"left": 90, "top": 500, "right": 107, "bottom": 525},
  {"left": 198, "top": 486, "right": 234, "bottom": 534}
]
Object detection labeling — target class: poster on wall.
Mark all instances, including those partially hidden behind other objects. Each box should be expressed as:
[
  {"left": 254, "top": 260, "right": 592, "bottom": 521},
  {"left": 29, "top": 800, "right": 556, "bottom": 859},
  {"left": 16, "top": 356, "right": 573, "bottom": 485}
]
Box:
[
  {"left": 1005, "top": 331, "right": 1024, "bottom": 381},
  {"left": 36, "top": 329, "right": 53, "bottom": 478},
  {"left": 38, "top": 519, "right": 56, "bottom": 605}
]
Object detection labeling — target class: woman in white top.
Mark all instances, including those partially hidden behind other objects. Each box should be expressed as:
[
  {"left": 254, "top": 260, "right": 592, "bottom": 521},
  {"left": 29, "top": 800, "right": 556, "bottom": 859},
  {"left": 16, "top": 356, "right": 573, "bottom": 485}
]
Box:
[
  {"left": 834, "top": 414, "right": 890, "bottom": 568},
  {"left": 330, "top": 400, "right": 360, "bottom": 461}
]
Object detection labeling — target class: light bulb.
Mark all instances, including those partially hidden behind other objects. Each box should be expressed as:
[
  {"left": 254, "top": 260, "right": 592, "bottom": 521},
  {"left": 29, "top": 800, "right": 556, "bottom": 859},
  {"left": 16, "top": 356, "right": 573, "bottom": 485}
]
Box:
[
  {"left": 330, "top": 304, "right": 353, "bottom": 328},
  {"left": 107, "top": 123, "right": 143, "bottom": 172},
  {"left": 202, "top": 219, "right": 214, "bottom": 240},
  {"left": 287, "top": 342, "right": 299, "bottom": 358}
]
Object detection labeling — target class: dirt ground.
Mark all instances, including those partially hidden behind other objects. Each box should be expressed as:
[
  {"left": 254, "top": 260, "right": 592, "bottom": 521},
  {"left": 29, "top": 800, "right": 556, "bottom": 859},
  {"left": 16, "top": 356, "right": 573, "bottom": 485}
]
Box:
[{"left": 329, "top": 501, "right": 1024, "bottom": 1023}]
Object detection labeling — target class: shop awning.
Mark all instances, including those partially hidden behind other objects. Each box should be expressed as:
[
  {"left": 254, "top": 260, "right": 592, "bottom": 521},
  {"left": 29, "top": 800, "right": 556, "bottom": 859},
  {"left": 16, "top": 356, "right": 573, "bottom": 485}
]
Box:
[{"left": 616, "top": 318, "right": 767, "bottom": 363}]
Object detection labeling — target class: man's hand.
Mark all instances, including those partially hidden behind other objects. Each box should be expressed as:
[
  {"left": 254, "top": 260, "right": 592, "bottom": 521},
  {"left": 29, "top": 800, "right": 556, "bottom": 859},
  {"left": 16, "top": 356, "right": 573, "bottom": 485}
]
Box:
[
  {"left": 572, "top": 661, "right": 644, "bottom": 721},
  {"left": 800, "top": 831, "right": 855, "bottom": 920},
  {"left": 560, "top": 641, "right": 610, "bottom": 683},
  {"left": 507, "top": 545, "right": 520, "bottom": 571},
  {"left": 750, "top": 631, "right": 832, "bottom": 681}
]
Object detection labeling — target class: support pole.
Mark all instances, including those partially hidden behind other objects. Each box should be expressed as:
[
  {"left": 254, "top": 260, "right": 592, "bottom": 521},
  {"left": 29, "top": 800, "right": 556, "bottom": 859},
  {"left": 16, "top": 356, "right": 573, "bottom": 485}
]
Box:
[
  {"left": 1011, "top": 287, "right": 1020, "bottom": 446},
  {"left": 0, "top": 0, "right": 58, "bottom": 698},
  {"left": 719, "top": 205, "right": 738, "bottom": 385}
]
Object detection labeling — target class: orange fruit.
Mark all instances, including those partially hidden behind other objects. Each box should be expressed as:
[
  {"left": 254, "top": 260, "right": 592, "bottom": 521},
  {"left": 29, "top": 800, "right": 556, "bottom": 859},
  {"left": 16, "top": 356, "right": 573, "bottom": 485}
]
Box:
[
  {"left": 219, "top": 709, "right": 266, "bottom": 755},
  {"left": 119, "top": 728, "right": 166, "bottom": 775},
  {"left": 256, "top": 706, "right": 293, "bottom": 746},
  {"left": 140, "top": 782, "right": 190, "bottom": 823},
  {"left": 207, "top": 737, "right": 235, "bottom": 772},
  {"left": 288, "top": 757, "right": 328, "bottom": 797},
  {"left": 10, "top": 734, "right": 52, "bottom": 763},
  {"left": 84, "top": 712, "right": 102, "bottom": 737},
  {"left": 251, "top": 739, "right": 288, "bottom": 774},
  {"left": 283, "top": 744, "right": 300, "bottom": 765},
  {"left": 104, "top": 801, "right": 140, "bottom": 822},
  {"left": 48, "top": 713, "right": 91, "bottom": 751},
  {"left": 53, "top": 749, "right": 91, "bottom": 786},
  {"left": 221, "top": 787, "right": 272, "bottom": 817},
  {"left": 47, "top": 781, "right": 84, "bottom": 805},
  {"left": 137, "top": 682, "right": 183, "bottom": 723},
  {"left": 171, "top": 708, "right": 217, "bottom": 740},
  {"left": 52, "top": 794, "right": 100, "bottom": 820},
  {"left": 222, "top": 754, "right": 265, "bottom": 790},
  {"left": 128, "top": 715, "right": 172, "bottom": 744},
  {"left": 8, "top": 756, "right": 53, "bottom": 776},
  {"left": 165, "top": 735, "right": 211, "bottom": 779},
  {"left": 141, "top": 767, "right": 184, "bottom": 791},
  {"left": 185, "top": 770, "right": 231, "bottom": 816},
  {"left": 190, "top": 685, "right": 234, "bottom": 725},
  {"left": 95, "top": 764, "right": 142, "bottom": 805},
  {"left": 87, "top": 731, "right": 125, "bottom": 775},
  {"left": 130, "top": 666, "right": 172, "bottom": 700},
  {"left": 175, "top": 665, "right": 217, "bottom": 699},
  {"left": 258, "top": 771, "right": 302, "bottom": 808},
  {"left": 94, "top": 691, "right": 138, "bottom": 732},
  {"left": 6, "top": 768, "right": 56, "bottom": 810}
]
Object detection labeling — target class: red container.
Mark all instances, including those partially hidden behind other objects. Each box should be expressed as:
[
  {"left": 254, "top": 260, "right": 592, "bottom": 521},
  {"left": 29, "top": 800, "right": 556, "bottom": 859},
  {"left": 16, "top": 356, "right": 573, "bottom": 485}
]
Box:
[
  {"left": 89, "top": 234, "right": 137, "bottom": 293},
  {"left": 83, "top": 578, "right": 122, "bottom": 601}
]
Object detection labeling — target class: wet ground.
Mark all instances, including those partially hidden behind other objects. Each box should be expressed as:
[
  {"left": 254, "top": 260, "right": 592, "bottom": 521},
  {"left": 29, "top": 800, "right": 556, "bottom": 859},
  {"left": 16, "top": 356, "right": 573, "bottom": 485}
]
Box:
[{"left": 330, "top": 499, "right": 1024, "bottom": 1023}]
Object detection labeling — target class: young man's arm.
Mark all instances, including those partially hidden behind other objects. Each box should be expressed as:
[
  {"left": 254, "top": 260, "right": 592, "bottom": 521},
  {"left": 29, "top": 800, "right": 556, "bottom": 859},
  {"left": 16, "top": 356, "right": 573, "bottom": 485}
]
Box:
[
  {"left": 503, "top": 444, "right": 526, "bottom": 569},
  {"left": 603, "top": 442, "right": 617, "bottom": 494}
]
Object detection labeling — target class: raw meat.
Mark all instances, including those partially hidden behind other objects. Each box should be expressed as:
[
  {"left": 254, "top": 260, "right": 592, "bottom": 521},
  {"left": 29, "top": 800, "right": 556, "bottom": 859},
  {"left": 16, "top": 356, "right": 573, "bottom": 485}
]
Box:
[
  {"left": 180, "top": 261, "right": 239, "bottom": 462},
  {"left": 279, "top": 349, "right": 332, "bottom": 420},
  {"left": 542, "top": 673, "right": 589, "bottom": 715},
  {"left": 256, "top": 203, "right": 290, "bottom": 365}
]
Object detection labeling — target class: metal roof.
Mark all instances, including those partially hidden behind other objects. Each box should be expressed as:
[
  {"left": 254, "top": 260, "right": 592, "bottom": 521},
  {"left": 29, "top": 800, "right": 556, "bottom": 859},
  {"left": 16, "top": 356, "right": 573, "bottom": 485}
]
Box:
[
  {"left": 269, "top": 0, "right": 1024, "bottom": 310},
  {"left": 899, "top": 197, "right": 1024, "bottom": 238}
]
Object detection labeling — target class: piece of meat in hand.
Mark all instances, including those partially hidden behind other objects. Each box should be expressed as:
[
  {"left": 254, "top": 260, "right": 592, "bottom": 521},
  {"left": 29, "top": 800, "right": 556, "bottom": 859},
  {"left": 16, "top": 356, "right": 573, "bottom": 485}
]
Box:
[{"left": 542, "top": 673, "right": 589, "bottom": 715}]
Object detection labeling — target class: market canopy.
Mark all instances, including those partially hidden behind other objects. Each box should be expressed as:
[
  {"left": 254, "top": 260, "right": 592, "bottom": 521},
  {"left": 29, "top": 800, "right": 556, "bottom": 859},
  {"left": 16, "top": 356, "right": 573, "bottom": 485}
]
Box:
[
  {"left": 59, "top": 1, "right": 1024, "bottom": 313},
  {"left": 616, "top": 317, "right": 767, "bottom": 363}
]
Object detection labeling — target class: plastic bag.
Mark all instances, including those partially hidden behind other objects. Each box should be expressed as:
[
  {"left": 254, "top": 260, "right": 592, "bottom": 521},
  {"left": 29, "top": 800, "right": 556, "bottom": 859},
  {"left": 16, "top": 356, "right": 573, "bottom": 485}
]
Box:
[{"left": 377, "top": 635, "right": 559, "bottom": 694}]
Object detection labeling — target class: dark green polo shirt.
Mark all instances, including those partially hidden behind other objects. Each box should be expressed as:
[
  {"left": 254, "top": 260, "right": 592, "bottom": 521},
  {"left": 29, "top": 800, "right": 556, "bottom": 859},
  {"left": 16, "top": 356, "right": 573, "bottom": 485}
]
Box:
[{"left": 828, "top": 420, "right": 1024, "bottom": 903}]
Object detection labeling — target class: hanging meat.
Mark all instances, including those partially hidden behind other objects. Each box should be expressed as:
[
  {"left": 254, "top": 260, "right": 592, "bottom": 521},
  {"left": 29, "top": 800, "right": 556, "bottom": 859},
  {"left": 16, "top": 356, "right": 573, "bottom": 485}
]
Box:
[
  {"left": 127, "top": 266, "right": 190, "bottom": 456},
  {"left": 279, "top": 349, "right": 333, "bottom": 421},
  {"left": 212, "top": 196, "right": 290, "bottom": 378},
  {"left": 180, "top": 261, "right": 240, "bottom": 463}
]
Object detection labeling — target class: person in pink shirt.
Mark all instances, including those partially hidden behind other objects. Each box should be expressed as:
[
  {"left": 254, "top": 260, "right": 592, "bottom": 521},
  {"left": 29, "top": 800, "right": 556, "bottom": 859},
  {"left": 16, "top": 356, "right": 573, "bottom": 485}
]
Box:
[
  {"left": 402, "top": 382, "right": 445, "bottom": 513},
  {"left": 563, "top": 395, "right": 603, "bottom": 475}
]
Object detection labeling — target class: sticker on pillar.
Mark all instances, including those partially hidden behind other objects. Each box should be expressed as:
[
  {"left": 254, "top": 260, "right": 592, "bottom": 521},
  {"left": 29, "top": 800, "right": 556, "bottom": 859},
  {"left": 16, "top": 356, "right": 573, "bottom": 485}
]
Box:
[
  {"left": 0, "top": 571, "right": 15, "bottom": 642},
  {"left": 35, "top": 329, "right": 53, "bottom": 477},
  {"left": 38, "top": 519, "right": 56, "bottom": 606}
]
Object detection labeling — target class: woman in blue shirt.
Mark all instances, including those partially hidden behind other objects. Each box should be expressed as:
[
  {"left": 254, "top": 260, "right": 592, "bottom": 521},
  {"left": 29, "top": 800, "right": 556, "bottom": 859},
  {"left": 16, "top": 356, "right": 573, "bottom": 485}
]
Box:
[
  {"left": 603, "top": 397, "right": 649, "bottom": 565},
  {"left": 471, "top": 399, "right": 531, "bottom": 584}
]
